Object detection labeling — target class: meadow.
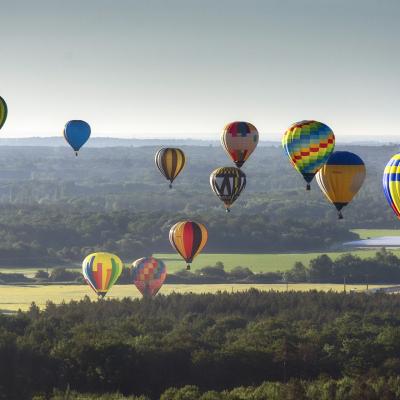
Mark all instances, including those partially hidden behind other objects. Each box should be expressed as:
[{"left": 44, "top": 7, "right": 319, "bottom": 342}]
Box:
[
  {"left": 1, "top": 246, "right": 400, "bottom": 278},
  {"left": 0, "top": 283, "right": 392, "bottom": 312},
  {"left": 351, "top": 228, "right": 400, "bottom": 239},
  {"left": 154, "top": 249, "right": 400, "bottom": 273}
]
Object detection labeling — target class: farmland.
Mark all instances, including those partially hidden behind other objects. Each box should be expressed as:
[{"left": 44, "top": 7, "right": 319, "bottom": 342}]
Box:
[
  {"left": 0, "top": 248, "right": 399, "bottom": 278},
  {"left": 0, "top": 283, "right": 392, "bottom": 312},
  {"left": 154, "top": 249, "right": 400, "bottom": 273},
  {"left": 351, "top": 228, "right": 400, "bottom": 239}
]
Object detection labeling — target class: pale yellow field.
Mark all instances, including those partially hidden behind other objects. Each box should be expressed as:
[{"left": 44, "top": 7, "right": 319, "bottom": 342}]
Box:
[{"left": 0, "top": 283, "right": 393, "bottom": 312}]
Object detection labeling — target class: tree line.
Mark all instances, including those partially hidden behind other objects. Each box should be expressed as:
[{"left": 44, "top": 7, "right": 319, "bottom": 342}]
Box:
[
  {"left": 0, "top": 205, "right": 356, "bottom": 266},
  {"left": 2, "top": 290, "right": 400, "bottom": 398},
  {"left": 3, "top": 249, "right": 400, "bottom": 285}
]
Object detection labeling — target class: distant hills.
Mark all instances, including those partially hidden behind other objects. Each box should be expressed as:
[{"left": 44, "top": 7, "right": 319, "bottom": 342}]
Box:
[{"left": 0, "top": 136, "right": 398, "bottom": 147}]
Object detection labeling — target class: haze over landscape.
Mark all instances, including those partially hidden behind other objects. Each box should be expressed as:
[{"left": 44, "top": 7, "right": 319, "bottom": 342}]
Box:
[
  {"left": 0, "top": 0, "right": 399, "bottom": 139},
  {"left": 2, "top": 1, "right": 400, "bottom": 399}
]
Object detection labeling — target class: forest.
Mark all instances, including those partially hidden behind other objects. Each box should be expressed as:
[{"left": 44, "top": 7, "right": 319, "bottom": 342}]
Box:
[
  {"left": 0, "top": 143, "right": 396, "bottom": 265},
  {"left": 1, "top": 290, "right": 400, "bottom": 399}
]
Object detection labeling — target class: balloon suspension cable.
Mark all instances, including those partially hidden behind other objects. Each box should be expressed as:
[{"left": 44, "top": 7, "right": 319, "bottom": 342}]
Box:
[
  {"left": 306, "top": 183, "right": 311, "bottom": 191},
  {"left": 169, "top": 183, "right": 173, "bottom": 189},
  {"left": 338, "top": 211, "right": 344, "bottom": 220},
  {"left": 186, "top": 264, "right": 191, "bottom": 271}
]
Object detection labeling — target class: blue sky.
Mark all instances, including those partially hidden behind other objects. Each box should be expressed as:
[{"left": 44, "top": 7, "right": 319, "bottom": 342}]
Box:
[{"left": 0, "top": 0, "right": 399, "bottom": 139}]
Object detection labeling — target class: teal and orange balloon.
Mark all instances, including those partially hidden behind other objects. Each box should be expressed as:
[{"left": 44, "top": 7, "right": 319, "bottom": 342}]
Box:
[
  {"left": 317, "top": 151, "right": 366, "bottom": 219},
  {"left": 64, "top": 120, "right": 91, "bottom": 156},
  {"left": 0, "top": 96, "right": 7, "bottom": 130},
  {"left": 82, "top": 252, "right": 123, "bottom": 298},
  {"left": 132, "top": 257, "right": 167, "bottom": 298},
  {"left": 282, "top": 120, "right": 335, "bottom": 190},
  {"left": 383, "top": 153, "right": 400, "bottom": 219},
  {"left": 221, "top": 121, "right": 259, "bottom": 168}
]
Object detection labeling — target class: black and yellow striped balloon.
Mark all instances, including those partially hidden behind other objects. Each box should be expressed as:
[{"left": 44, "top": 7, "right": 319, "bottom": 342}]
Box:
[
  {"left": 0, "top": 96, "right": 8, "bottom": 130},
  {"left": 210, "top": 166, "right": 246, "bottom": 211},
  {"left": 155, "top": 148, "right": 186, "bottom": 188}
]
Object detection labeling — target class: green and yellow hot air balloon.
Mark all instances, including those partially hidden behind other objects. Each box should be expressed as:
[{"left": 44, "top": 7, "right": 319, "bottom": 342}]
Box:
[{"left": 82, "top": 252, "right": 123, "bottom": 298}]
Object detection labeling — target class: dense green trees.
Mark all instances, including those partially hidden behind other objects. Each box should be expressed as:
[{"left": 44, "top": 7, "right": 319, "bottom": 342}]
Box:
[
  {"left": 1, "top": 291, "right": 400, "bottom": 398},
  {"left": 0, "top": 206, "right": 356, "bottom": 265}
]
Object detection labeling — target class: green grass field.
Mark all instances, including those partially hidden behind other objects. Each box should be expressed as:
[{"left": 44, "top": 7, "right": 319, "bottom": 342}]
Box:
[
  {"left": 154, "top": 250, "right": 400, "bottom": 273},
  {"left": 1, "top": 248, "right": 399, "bottom": 277},
  {"left": 351, "top": 229, "right": 400, "bottom": 239},
  {"left": 0, "top": 283, "right": 391, "bottom": 312}
]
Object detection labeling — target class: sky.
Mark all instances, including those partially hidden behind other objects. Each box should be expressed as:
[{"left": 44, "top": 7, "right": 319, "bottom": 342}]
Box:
[{"left": 0, "top": 0, "right": 399, "bottom": 140}]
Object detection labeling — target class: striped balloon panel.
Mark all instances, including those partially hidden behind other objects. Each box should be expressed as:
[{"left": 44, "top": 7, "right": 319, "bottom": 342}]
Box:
[
  {"left": 210, "top": 167, "right": 246, "bottom": 209},
  {"left": 317, "top": 151, "right": 366, "bottom": 206},
  {"left": 132, "top": 257, "right": 167, "bottom": 297},
  {"left": 169, "top": 221, "right": 208, "bottom": 263},
  {"left": 0, "top": 96, "right": 7, "bottom": 130},
  {"left": 82, "top": 252, "right": 123, "bottom": 297},
  {"left": 383, "top": 153, "right": 400, "bottom": 219},
  {"left": 221, "top": 121, "right": 258, "bottom": 168},
  {"left": 155, "top": 148, "right": 186, "bottom": 183},
  {"left": 282, "top": 120, "right": 335, "bottom": 178}
]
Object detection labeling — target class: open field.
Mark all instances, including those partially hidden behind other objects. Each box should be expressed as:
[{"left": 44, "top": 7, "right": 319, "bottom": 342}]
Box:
[
  {"left": 154, "top": 250, "right": 400, "bottom": 273},
  {"left": 0, "top": 283, "right": 393, "bottom": 312},
  {"left": 351, "top": 229, "right": 400, "bottom": 239},
  {"left": 1, "top": 248, "right": 400, "bottom": 277}
]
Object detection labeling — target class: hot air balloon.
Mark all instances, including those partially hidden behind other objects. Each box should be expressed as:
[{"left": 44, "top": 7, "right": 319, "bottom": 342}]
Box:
[
  {"left": 64, "top": 120, "right": 91, "bottom": 156},
  {"left": 316, "top": 151, "right": 366, "bottom": 219},
  {"left": 82, "top": 252, "right": 123, "bottom": 298},
  {"left": 132, "top": 256, "right": 167, "bottom": 298},
  {"left": 282, "top": 120, "right": 335, "bottom": 190},
  {"left": 0, "top": 96, "right": 7, "bottom": 130},
  {"left": 210, "top": 167, "right": 246, "bottom": 211},
  {"left": 221, "top": 121, "right": 259, "bottom": 168},
  {"left": 383, "top": 153, "right": 400, "bottom": 219},
  {"left": 169, "top": 221, "right": 208, "bottom": 270},
  {"left": 155, "top": 148, "right": 186, "bottom": 188}
]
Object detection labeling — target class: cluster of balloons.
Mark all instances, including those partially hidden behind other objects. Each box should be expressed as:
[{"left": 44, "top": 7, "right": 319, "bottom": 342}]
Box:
[
  {"left": 282, "top": 120, "right": 366, "bottom": 219},
  {"left": 82, "top": 252, "right": 167, "bottom": 298},
  {"left": 3, "top": 94, "right": 398, "bottom": 297}
]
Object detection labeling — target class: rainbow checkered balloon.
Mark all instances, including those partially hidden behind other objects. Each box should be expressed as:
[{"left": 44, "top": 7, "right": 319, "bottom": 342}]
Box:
[
  {"left": 132, "top": 257, "right": 167, "bottom": 297},
  {"left": 282, "top": 120, "right": 335, "bottom": 190}
]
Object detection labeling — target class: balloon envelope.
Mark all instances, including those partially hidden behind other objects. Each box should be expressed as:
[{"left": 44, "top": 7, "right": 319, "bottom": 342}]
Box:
[
  {"left": 0, "top": 96, "right": 7, "bottom": 130},
  {"left": 64, "top": 120, "right": 91, "bottom": 155},
  {"left": 221, "top": 121, "right": 258, "bottom": 168},
  {"left": 282, "top": 120, "right": 335, "bottom": 189},
  {"left": 155, "top": 148, "right": 186, "bottom": 188},
  {"left": 210, "top": 166, "right": 246, "bottom": 211},
  {"left": 132, "top": 256, "right": 167, "bottom": 297},
  {"left": 383, "top": 153, "right": 400, "bottom": 219},
  {"left": 82, "top": 252, "right": 123, "bottom": 297},
  {"left": 169, "top": 221, "right": 208, "bottom": 270},
  {"left": 317, "top": 151, "right": 366, "bottom": 219}
]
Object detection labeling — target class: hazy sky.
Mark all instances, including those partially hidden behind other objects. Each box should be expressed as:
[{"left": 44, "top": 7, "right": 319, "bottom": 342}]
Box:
[{"left": 0, "top": 0, "right": 399, "bottom": 139}]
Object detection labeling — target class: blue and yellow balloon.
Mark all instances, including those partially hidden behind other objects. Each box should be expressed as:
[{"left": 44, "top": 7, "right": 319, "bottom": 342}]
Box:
[
  {"left": 316, "top": 151, "right": 366, "bottom": 219},
  {"left": 64, "top": 120, "right": 91, "bottom": 156}
]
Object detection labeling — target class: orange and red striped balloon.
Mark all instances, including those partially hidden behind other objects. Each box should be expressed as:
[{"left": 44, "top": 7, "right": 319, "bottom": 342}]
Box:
[{"left": 169, "top": 221, "right": 208, "bottom": 270}]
